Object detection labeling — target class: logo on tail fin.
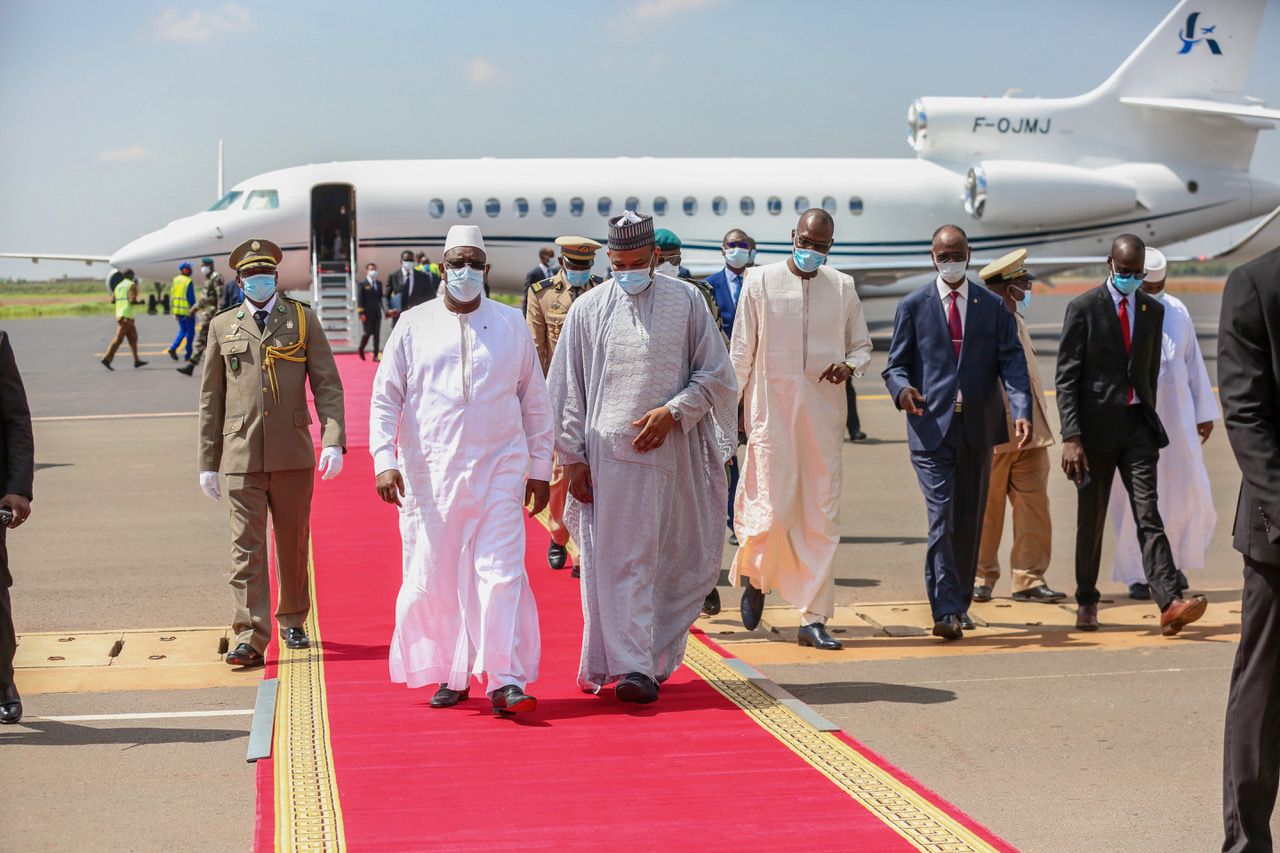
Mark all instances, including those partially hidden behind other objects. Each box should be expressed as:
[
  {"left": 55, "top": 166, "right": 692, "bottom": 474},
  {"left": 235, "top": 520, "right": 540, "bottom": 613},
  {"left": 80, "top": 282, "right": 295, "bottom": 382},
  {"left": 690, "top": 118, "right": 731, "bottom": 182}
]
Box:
[{"left": 1178, "top": 11, "right": 1222, "bottom": 54}]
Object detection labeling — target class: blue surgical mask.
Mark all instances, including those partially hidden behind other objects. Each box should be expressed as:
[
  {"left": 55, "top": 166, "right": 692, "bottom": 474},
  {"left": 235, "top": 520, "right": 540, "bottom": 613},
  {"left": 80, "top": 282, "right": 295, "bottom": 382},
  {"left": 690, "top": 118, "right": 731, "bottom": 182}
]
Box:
[
  {"left": 614, "top": 268, "right": 652, "bottom": 295},
  {"left": 1111, "top": 272, "right": 1142, "bottom": 295},
  {"left": 445, "top": 266, "right": 485, "bottom": 301},
  {"left": 241, "top": 274, "right": 277, "bottom": 303},
  {"left": 792, "top": 247, "right": 825, "bottom": 273},
  {"left": 724, "top": 247, "right": 751, "bottom": 267},
  {"left": 564, "top": 268, "right": 592, "bottom": 288},
  {"left": 1020, "top": 289, "right": 1032, "bottom": 309}
]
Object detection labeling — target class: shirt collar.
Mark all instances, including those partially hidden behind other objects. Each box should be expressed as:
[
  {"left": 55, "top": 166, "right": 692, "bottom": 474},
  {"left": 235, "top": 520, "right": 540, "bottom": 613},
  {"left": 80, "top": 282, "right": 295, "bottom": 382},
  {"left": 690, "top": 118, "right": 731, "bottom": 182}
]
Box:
[
  {"left": 725, "top": 265, "right": 742, "bottom": 282},
  {"left": 247, "top": 294, "right": 277, "bottom": 317},
  {"left": 936, "top": 275, "right": 969, "bottom": 302}
]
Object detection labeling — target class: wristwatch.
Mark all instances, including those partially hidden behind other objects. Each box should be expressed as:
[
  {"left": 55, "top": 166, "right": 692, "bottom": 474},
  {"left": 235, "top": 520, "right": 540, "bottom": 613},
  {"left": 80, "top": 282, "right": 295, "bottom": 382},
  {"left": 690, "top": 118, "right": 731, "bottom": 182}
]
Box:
[{"left": 667, "top": 404, "right": 682, "bottom": 422}]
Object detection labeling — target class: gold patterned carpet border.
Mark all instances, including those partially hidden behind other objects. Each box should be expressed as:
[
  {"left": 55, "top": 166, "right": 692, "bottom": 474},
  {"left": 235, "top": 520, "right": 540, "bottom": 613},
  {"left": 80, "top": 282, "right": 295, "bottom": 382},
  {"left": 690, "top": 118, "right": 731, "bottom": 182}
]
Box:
[
  {"left": 684, "top": 638, "right": 998, "bottom": 853},
  {"left": 273, "top": 545, "right": 347, "bottom": 852}
]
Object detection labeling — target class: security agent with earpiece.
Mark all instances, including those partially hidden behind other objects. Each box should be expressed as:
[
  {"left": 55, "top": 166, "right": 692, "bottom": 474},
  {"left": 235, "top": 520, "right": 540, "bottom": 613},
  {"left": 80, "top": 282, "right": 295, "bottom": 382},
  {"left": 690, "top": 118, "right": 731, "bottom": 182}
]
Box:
[{"left": 197, "top": 238, "right": 346, "bottom": 667}]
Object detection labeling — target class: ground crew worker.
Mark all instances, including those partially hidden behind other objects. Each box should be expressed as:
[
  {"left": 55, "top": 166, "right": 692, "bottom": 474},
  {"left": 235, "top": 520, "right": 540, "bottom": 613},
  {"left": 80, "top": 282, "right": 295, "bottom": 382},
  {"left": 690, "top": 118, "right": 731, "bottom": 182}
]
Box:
[
  {"left": 197, "top": 238, "right": 346, "bottom": 667},
  {"left": 527, "top": 235, "right": 602, "bottom": 575},
  {"left": 100, "top": 269, "right": 148, "bottom": 370},
  {"left": 167, "top": 262, "right": 197, "bottom": 361},
  {"left": 177, "top": 258, "right": 224, "bottom": 376}
]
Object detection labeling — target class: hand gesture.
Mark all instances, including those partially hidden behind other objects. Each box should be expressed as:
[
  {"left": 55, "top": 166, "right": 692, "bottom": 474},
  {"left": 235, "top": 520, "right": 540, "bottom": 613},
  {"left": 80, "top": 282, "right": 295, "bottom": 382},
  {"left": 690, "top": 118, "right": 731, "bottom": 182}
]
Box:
[
  {"left": 376, "top": 469, "right": 405, "bottom": 506},
  {"left": 632, "top": 406, "right": 676, "bottom": 453},
  {"left": 819, "top": 362, "right": 852, "bottom": 385},
  {"left": 898, "top": 387, "right": 926, "bottom": 416}
]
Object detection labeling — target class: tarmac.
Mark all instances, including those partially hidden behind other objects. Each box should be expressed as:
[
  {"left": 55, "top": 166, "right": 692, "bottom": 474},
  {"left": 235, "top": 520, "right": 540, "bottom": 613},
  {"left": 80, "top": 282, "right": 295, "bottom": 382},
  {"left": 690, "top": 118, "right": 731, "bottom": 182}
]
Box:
[{"left": 0, "top": 287, "right": 1267, "bottom": 852}]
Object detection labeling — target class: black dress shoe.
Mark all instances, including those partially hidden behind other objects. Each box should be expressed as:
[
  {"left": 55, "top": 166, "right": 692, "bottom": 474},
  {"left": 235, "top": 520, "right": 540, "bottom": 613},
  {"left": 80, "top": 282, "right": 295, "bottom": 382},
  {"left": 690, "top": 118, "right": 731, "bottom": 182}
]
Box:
[
  {"left": 281, "top": 627, "right": 310, "bottom": 649},
  {"left": 615, "top": 673, "right": 659, "bottom": 705},
  {"left": 490, "top": 684, "right": 537, "bottom": 716},
  {"left": 1012, "top": 585, "right": 1067, "bottom": 603},
  {"left": 225, "top": 643, "right": 265, "bottom": 667},
  {"left": 430, "top": 684, "right": 469, "bottom": 708},
  {"left": 176, "top": 362, "right": 195, "bottom": 376},
  {"left": 570, "top": 565, "right": 580, "bottom": 579},
  {"left": 797, "top": 623, "right": 843, "bottom": 650},
  {"left": 0, "top": 700, "right": 22, "bottom": 725},
  {"left": 1128, "top": 583, "right": 1152, "bottom": 601},
  {"left": 972, "top": 584, "right": 993, "bottom": 603},
  {"left": 932, "top": 615, "right": 963, "bottom": 640},
  {"left": 547, "top": 543, "right": 568, "bottom": 570},
  {"left": 701, "top": 587, "right": 721, "bottom": 616},
  {"left": 727, "top": 530, "right": 739, "bottom": 547},
  {"left": 959, "top": 612, "right": 976, "bottom": 631},
  {"left": 740, "top": 584, "right": 765, "bottom": 630},
  {"left": 848, "top": 430, "right": 867, "bottom": 442}
]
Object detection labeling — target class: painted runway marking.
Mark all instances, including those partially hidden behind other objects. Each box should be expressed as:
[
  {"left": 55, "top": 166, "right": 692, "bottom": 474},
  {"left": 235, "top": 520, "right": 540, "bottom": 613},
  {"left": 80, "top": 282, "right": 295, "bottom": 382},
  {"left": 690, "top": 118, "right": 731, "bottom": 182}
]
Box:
[
  {"left": 33, "top": 411, "right": 196, "bottom": 422},
  {"left": 31, "top": 709, "right": 254, "bottom": 722},
  {"left": 896, "top": 665, "right": 1231, "bottom": 687}
]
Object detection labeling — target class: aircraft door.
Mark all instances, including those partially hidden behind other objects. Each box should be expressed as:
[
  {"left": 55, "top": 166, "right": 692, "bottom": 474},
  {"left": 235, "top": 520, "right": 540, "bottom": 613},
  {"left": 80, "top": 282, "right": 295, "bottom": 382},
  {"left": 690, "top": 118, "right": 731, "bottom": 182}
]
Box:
[{"left": 309, "top": 183, "right": 358, "bottom": 351}]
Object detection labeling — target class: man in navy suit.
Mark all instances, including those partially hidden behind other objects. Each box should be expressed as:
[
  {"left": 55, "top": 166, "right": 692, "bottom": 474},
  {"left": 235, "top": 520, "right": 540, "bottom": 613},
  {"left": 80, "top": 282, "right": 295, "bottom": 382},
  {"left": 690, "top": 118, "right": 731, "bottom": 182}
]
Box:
[{"left": 883, "top": 225, "right": 1032, "bottom": 639}]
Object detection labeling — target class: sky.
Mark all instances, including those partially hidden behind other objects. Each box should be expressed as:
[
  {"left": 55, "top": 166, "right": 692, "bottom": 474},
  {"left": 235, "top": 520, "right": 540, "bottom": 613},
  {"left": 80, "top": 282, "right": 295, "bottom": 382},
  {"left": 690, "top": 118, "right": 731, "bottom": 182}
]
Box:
[{"left": 2, "top": 0, "right": 1279, "bottom": 280}]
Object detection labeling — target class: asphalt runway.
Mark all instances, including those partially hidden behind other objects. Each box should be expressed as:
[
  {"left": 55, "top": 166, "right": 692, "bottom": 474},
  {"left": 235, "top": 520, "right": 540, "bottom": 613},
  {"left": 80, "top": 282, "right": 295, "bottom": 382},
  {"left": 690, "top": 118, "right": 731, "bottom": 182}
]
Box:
[{"left": 1, "top": 284, "right": 1264, "bottom": 851}]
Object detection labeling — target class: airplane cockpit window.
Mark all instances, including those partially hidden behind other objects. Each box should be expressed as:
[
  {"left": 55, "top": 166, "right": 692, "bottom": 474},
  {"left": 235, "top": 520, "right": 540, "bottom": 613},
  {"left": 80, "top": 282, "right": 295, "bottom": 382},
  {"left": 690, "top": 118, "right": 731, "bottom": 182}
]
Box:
[
  {"left": 821, "top": 196, "right": 837, "bottom": 215},
  {"left": 458, "top": 198, "right": 473, "bottom": 217},
  {"left": 542, "top": 197, "right": 556, "bottom": 216},
  {"left": 849, "top": 196, "right": 864, "bottom": 215},
  {"left": 712, "top": 196, "right": 727, "bottom": 216},
  {"left": 570, "top": 197, "right": 585, "bottom": 217},
  {"left": 485, "top": 198, "right": 501, "bottom": 217},
  {"left": 428, "top": 198, "right": 444, "bottom": 218},
  {"left": 683, "top": 196, "right": 697, "bottom": 215},
  {"left": 767, "top": 196, "right": 782, "bottom": 215},
  {"left": 625, "top": 196, "right": 640, "bottom": 212},
  {"left": 739, "top": 197, "right": 754, "bottom": 216},
  {"left": 244, "top": 190, "right": 279, "bottom": 210},
  {"left": 597, "top": 197, "right": 612, "bottom": 217},
  {"left": 207, "top": 191, "right": 243, "bottom": 211},
  {"left": 795, "top": 196, "right": 810, "bottom": 214},
  {"left": 653, "top": 196, "right": 668, "bottom": 216},
  {"left": 515, "top": 197, "right": 529, "bottom": 217}
]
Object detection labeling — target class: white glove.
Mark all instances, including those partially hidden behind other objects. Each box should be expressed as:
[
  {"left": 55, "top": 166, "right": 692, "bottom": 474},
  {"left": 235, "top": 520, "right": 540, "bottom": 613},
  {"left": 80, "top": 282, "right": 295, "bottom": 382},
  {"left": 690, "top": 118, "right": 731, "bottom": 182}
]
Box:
[
  {"left": 199, "top": 471, "right": 221, "bottom": 501},
  {"left": 317, "top": 446, "right": 344, "bottom": 480}
]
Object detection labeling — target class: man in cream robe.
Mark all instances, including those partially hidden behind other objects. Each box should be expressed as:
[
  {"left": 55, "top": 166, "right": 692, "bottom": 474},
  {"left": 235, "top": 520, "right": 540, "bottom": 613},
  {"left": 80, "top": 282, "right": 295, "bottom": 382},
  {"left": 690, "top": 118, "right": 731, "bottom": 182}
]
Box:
[
  {"left": 730, "top": 209, "right": 872, "bottom": 650},
  {"left": 548, "top": 211, "right": 737, "bottom": 704},
  {"left": 370, "top": 225, "right": 553, "bottom": 716},
  {"left": 1110, "top": 249, "right": 1218, "bottom": 596}
]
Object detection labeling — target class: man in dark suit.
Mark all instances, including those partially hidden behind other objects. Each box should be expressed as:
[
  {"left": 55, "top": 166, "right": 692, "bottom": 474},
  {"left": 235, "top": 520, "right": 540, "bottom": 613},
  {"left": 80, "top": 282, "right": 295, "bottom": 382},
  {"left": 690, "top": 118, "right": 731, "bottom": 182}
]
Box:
[
  {"left": 1056, "top": 233, "right": 1208, "bottom": 634},
  {"left": 706, "top": 228, "right": 754, "bottom": 341},
  {"left": 357, "top": 262, "right": 384, "bottom": 361},
  {"left": 385, "top": 249, "right": 437, "bottom": 327},
  {"left": 521, "top": 247, "right": 555, "bottom": 315},
  {"left": 0, "top": 331, "right": 34, "bottom": 725},
  {"left": 1219, "top": 245, "right": 1280, "bottom": 851},
  {"left": 883, "top": 225, "right": 1031, "bottom": 640}
]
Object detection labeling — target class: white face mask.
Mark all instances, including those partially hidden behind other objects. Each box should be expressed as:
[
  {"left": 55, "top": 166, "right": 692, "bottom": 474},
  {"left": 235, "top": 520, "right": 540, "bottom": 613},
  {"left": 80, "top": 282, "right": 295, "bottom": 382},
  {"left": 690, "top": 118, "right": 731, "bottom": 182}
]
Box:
[
  {"left": 402, "top": 261, "right": 413, "bottom": 271},
  {"left": 201, "top": 265, "right": 213, "bottom": 276},
  {"left": 445, "top": 266, "right": 485, "bottom": 301},
  {"left": 936, "top": 259, "right": 967, "bottom": 284},
  {"left": 656, "top": 261, "right": 680, "bottom": 277},
  {"left": 367, "top": 270, "right": 377, "bottom": 281}
]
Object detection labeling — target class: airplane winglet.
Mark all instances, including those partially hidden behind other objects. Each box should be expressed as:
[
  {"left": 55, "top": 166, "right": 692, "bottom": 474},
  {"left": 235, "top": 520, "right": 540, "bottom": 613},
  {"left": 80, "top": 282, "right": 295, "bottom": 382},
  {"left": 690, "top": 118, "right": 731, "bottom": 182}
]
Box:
[
  {"left": 1209, "top": 204, "right": 1280, "bottom": 264},
  {"left": 0, "top": 252, "right": 111, "bottom": 265}
]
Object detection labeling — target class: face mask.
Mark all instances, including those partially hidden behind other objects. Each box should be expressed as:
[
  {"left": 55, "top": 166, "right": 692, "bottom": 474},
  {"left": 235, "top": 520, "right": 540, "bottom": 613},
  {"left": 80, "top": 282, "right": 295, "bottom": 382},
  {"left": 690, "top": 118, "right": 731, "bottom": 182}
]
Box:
[
  {"left": 1146, "top": 288, "right": 1165, "bottom": 303},
  {"left": 564, "top": 268, "right": 592, "bottom": 288},
  {"left": 1111, "top": 271, "right": 1142, "bottom": 295},
  {"left": 201, "top": 266, "right": 212, "bottom": 276},
  {"left": 445, "top": 266, "right": 485, "bottom": 301},
  {"left": 1020, "top": 289, "right": 1032, "bottom": 309},
  {"left": 656, "top": 261, "right": 680, "bottom": 277},
  {"left": 402, "top": 261, "right": 413, "bottom": 271},
  {"left": 936, "top": 260, "right": 967, "bottom": 284},
  {"left": 792, "top": 247, "right": 825, "bottom": 273},
  {"left": 614, "top": 268, "right": 652, "bottom": 295},
  {"left": 241, "top": 274, "right": 277, "bottom": 303},
  {"left": 724, "top": 247, "right": 751, "bottom": 267},
  {"left": 367, "top": 271, "right": 377, "bottom": 281}
]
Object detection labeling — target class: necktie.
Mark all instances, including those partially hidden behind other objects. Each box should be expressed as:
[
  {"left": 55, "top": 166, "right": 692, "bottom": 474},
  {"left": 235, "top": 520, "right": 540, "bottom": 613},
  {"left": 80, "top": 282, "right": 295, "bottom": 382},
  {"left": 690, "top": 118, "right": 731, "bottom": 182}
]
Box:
[
  {"left": 255, "top": 309, "right": 268, "bottom": 333},
  {"left": 1118, "top": 296, "right": 1133, "bottom": 403},
  {"left": 947, "top": 291, "right": 963, "bottom": 359}
]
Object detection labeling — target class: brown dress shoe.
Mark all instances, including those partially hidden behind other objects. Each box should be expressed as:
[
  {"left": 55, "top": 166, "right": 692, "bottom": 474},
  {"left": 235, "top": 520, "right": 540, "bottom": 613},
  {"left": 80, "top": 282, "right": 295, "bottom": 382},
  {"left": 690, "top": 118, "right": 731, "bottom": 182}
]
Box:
[
  {"left": 1076, "top": 604, "right": 1099, "bottom": 631},
  {"left": 1160, "top": 595, "right": 1208, "bottom": 636}
]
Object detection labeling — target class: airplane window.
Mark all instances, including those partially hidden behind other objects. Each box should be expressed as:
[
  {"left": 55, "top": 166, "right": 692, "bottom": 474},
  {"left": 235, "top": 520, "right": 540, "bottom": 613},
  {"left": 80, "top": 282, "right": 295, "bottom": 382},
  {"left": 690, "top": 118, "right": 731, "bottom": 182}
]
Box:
[
  {"left": 207, "top": 191, "right": 243, "bottom": 211},
  {"left": 767, "top": 196, "right": 782, "bottom": 215},
  {"left": 485, "top": 198, "right": 501, "bottom": 217},
  {"left": 428, "top": 198, "right": 444, "bottom": 218},
  {"left": 821, "top": 196, "right": 837, "bottom": 214},
  {"left": 740, "top": 196, "right": 754, "bottom": 216},
  {"left": 653, "top": 196, "right": 668, "bottom": 216},
  {"left": 597, "top": 197, "right": 612, "bottom": 217},
  {"left": 795, "top": 196, "right": 809, "bottom": 213},
  {"left": 244, "top": 190, "right": 279, "bottom": 211},
  {"left": 542, "top": 197, "right": 556, "bottom": 216},
  {"left": 625, "top": 196, "right": 640, "bottom": 212},
  {"left": 849, "top": 196, "right": 864, "bottom": 215},
  {"left": 570, "top": 197, "right": 585, "bottom": 217},
  {"left": 515, "top": 197, "right": 529, "bottom": 217},
  {"left": 457, "top": 198, "right": 473, "bottom": 217},
  {"left": 712, "top": 196, "right": 727, "bottom": 216},
  {"left": 683, "top": 196, "right": 698, "bottom": 216}
]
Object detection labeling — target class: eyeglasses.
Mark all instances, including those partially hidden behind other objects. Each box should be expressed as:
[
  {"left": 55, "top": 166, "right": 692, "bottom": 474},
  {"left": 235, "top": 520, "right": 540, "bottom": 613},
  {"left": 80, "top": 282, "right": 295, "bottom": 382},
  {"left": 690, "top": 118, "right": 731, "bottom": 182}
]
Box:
[
  {"left": 724, "top": 241, "right": 752, "bottom": 250},
  {"left": 444, "top": 260, "right": 486, "bottom": 271}
]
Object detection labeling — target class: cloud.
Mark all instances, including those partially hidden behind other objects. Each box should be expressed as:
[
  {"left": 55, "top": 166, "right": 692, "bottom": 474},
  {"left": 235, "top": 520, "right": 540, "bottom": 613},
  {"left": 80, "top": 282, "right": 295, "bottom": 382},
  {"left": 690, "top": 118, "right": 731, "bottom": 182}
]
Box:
[
  {"left": 467, "top": 58, "right": 507, "bottom": 87},
  {"left": 99, "top": 145, "right": 150, "bottom": 163},
  {"left": 629, "top": 0, "right": 723, "bottom": 23},
  {"left": 149, "top": 3, "right": 254, "bottom": 43}
]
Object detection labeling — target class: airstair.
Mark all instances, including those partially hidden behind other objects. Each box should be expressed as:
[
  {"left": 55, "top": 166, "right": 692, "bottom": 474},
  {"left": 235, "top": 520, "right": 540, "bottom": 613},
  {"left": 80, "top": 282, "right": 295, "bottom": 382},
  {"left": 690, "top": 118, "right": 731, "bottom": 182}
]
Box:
[{"left": 309, "top": 252, "right": 358, "bottom": 353}]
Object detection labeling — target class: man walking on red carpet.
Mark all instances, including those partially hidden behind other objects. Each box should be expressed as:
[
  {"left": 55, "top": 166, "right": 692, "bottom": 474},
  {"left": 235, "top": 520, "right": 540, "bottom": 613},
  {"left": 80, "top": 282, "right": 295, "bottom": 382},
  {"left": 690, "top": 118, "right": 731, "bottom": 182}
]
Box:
[{"left": 370, "top": 224, "right": 554, "bottom": 717}]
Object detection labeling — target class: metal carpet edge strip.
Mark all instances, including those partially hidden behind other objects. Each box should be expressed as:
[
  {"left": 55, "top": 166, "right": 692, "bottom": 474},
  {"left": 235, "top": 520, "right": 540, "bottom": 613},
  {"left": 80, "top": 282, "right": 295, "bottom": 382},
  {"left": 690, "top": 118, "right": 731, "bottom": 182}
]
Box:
[
  {"left": 274, "top": 541, "right": 347, "bottom": 852},
  {"left": 682, "top": 637, "right": 998, "bottom": 853}
]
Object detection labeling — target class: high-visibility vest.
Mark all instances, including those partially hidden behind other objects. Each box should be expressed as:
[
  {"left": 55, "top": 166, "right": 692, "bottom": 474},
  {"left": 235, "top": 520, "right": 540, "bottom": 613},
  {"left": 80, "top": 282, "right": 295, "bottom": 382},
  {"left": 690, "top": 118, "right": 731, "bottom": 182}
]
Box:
[
  {"left": 114, "top": 279, "right": 134, "bottom": 319},
  {"left": 171, "top": 274, "right": 193, "bottom": 314}
]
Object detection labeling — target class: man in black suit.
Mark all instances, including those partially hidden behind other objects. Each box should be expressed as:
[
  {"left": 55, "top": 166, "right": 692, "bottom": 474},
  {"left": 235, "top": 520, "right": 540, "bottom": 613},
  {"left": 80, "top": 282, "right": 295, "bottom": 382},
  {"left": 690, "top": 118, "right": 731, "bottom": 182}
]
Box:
[
  {"left": 0, "top": 331, "right": 34, "bottom": 725},
  {"left": 385, "top": 249, "right": 437, "bottom": 327},
  {"left": 1056, "top": 233, "right": 1207, "bottom": 634},
  {"left": 357, "top": 262, "right": 384, "bottom": 361},
  {"left": 521, "top": 247, "right": 555, "bottom": 315},
  {"left": 1219, "top": 245, "right": 1280, "bottom": 851}
]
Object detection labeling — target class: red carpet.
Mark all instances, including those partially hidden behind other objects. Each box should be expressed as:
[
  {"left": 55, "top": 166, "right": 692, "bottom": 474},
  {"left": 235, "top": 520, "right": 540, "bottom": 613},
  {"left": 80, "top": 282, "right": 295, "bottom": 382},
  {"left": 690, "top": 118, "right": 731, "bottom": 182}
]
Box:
[{"left": 254, "top": 354, "right": 1013, "bottom": 852}]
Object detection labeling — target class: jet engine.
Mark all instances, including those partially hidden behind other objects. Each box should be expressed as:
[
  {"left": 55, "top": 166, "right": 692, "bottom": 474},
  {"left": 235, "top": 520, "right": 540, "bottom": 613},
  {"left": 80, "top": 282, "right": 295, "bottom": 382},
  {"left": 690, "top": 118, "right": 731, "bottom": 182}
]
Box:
[{"left": 963, "top": 161, "right": 1138, "bottom": 226}]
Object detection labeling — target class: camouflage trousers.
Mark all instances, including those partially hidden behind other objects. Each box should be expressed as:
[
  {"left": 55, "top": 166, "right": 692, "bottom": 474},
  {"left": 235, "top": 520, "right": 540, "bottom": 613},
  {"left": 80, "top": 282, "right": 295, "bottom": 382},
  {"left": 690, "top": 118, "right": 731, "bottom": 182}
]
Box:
[{"left": 189, "top": 313, "right": 215, "bottom": 365}]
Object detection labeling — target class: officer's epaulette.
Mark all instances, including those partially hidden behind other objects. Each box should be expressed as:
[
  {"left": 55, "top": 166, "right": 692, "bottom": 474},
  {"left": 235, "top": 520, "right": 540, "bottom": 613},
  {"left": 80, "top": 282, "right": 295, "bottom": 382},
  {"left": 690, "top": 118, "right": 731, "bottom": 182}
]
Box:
[
  {"left": 212, "top": 304, "right": 239, "bottom": 317},
  {"left": 531, "top": 281, "right": 544, "bottom": 294}
]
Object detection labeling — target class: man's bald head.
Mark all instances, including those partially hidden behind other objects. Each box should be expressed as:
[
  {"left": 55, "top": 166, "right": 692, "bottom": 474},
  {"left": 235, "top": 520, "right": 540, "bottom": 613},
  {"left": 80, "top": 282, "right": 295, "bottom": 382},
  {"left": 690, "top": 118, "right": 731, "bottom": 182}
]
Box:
[
  {"left": 932, "top": 225, "right": 969, "bottom": 256},
  {"left": 798, "top": 208, "right": 835, "bottom": 238},
  {"left": 1110, "top": 233, "right": 1146, "bottom": 269}
]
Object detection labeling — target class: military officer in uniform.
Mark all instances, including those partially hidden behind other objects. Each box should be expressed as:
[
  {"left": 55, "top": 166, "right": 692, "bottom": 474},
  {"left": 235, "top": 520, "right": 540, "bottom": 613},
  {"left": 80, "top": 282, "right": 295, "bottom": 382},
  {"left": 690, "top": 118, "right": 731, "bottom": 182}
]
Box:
[
  {"left": 178, "top": 258, "right": 224, "bottom": 376},
  {"left": 527, "top": 235, "right": 602, "bottom": 574},
  {"left": 198, "top": 238, "right": 347, "bottom": 667}
]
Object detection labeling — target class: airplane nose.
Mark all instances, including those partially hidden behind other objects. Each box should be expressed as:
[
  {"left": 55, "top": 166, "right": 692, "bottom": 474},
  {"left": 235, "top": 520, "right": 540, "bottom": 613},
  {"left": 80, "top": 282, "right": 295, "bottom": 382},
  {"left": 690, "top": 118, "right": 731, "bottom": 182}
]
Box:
[{"left": 109, "top": 221, "right": 206, "bottom": 278}]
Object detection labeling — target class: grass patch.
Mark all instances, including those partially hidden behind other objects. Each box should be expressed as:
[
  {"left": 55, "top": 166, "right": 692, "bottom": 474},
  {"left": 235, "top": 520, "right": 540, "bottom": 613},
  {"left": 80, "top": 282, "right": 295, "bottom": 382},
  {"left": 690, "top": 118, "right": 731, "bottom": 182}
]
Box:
[
  {"left": 0, "top": 301, "right": 115, "bottom": 320},
  {"left": 489, "top": 292, "right": 520, "bottom": 307}
]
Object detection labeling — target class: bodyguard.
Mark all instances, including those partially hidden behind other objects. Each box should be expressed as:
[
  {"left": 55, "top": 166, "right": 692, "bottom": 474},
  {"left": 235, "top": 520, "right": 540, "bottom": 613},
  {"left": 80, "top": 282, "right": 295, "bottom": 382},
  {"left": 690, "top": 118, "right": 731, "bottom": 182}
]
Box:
[{"left": 197, "top": 238, "right": 346, "bottom": 666}]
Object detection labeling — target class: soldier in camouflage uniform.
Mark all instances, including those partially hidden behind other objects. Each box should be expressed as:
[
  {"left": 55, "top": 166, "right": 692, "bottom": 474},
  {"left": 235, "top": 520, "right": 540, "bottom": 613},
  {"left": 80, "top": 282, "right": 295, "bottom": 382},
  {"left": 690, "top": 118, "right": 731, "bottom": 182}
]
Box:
[{"left": 178, "top": 258, "right": 225, "bottom": 376}]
